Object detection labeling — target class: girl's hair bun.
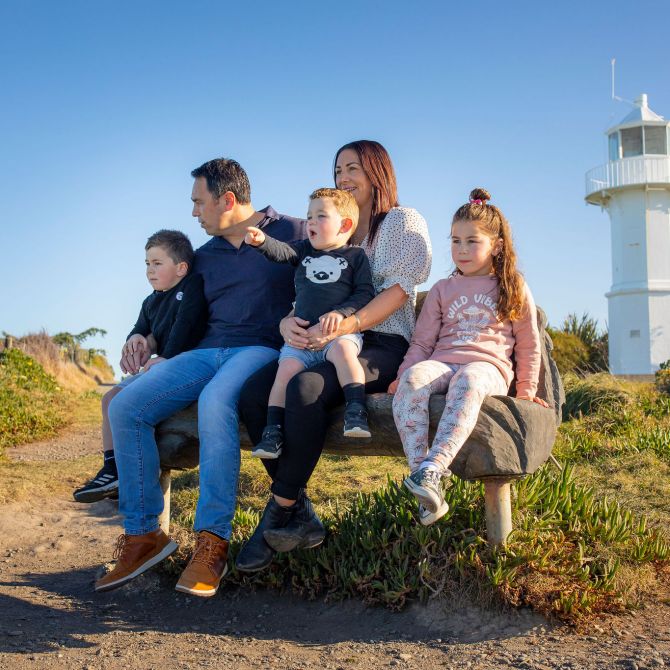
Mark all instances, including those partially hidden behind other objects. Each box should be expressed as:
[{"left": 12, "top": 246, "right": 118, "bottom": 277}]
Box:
[{"left": 469, "top": 188, "right": 491, "bottom": 204}]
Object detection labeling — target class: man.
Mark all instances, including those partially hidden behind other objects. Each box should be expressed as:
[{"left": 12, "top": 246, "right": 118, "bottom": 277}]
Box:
[{"left": 95, "top": 158, "right": 304, "bottom": 597}]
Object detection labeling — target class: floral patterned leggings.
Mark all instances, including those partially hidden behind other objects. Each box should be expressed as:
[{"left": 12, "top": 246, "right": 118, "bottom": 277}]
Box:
[{"left": 392, "top": 360, "right": 508, "bottom": 474}]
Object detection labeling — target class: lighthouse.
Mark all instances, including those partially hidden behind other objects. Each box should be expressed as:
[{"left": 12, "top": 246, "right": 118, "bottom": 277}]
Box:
[{"left": 585, "top": 94, "right": 670, "bottom": 376}]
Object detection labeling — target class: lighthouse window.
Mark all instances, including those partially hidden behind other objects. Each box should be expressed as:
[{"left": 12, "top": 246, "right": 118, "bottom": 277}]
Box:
[
  {"left": 608, "top": 133, "right": 620, "bottom": 161},
  {"left": 630, "top": 330, "right": 640, "bottom": 338},
  {"left": 621, "top": 127, "right": 643, "bottom": 157},
  {"left": 643, "top": 126, "right": 667, "bottom": 155}
]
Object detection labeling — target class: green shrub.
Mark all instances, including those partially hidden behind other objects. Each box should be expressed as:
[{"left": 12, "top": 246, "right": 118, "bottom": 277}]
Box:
[
  {"left": 0, "top": 349, "right": 69, "bottom": 453},
  {"left": 546, "top": 329, "right": 590, "bottom": 376},
  {"left": 563, "top": 373, "right": 632, "bottom": 420},
  {"left": 561, "top": 313, "right": 609, "bottom": 372},
  {"left": 655, "top": 360, "right": 670, "bottom": 395}
]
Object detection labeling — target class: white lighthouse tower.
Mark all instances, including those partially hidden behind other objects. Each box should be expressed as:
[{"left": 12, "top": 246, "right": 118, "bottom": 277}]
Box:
[{"left": 585, "top": 94, "right": 670, "bottom": 376}]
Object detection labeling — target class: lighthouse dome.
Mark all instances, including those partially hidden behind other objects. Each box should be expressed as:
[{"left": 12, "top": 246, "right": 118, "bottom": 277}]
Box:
[{"left": 607, "top": 94, "right": 669, "bottom": 161}]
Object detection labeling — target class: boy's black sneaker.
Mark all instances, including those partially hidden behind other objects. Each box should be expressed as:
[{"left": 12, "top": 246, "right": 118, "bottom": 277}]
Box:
[
  {"left": 73, "top": 463, "right": 118, "bottom": 503},
  {"left": 343, "top": 400, "right": 371, "bottom": 438},
  {"left": 251, "top": 425, "right": 284, "bottom": 459}
]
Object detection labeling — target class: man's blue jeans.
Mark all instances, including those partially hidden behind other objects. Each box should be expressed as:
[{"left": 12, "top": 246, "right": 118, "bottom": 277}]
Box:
[{"left": 108, "top": 346, "right": 278, "bottom": 538}]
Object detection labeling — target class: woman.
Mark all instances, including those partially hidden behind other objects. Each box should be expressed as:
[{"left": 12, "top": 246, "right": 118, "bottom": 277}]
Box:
[{"left": 236, "top": 140, "right": 432, "bottom": 571}]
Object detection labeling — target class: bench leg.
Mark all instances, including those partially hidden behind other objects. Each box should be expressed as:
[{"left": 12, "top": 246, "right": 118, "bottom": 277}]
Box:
[
  {"left": 158, "top": 469, "right": 171, "bottom": 535},
  {"left": 483, "top": 478, "right": 512, "bottom": 547}
]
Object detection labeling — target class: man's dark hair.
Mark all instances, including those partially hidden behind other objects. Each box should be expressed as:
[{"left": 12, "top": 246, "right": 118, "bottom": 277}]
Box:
[
  {"left": 145, "top": 230, "right": 195, "bottom": 268},
  {"left": 191, "top": 158, "right": 251, "bottom": 204}
]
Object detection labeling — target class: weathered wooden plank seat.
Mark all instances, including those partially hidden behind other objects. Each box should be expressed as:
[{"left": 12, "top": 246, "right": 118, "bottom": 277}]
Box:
[{"left": 155, "top": 302, "right": 564, "bottom": 546}]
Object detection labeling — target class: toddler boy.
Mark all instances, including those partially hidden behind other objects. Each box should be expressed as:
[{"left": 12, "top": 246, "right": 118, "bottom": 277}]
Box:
[
  {"left": 245, "top": 188, "right": 375, "bottom": 458},
  {"left": 73, "top": 229, "right": 207, "bottom": 502}
]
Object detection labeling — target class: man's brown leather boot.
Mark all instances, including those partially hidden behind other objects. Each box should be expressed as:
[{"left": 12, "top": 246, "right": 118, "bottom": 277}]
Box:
[
  {"left": 175, "top": 531, "right": 229, "bottom": 597},
  {"left": 95, "top": 529, "right": 178, "bottom": 592}
]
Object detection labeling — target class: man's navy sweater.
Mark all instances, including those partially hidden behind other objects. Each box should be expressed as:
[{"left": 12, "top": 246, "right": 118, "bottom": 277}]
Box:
[{"left": 194, "top": 206, "right": 306, "bottom": 351}]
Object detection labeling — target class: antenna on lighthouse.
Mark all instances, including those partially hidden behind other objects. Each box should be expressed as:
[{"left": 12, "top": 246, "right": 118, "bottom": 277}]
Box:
[{"left": 611, "top": 58, "right": 634, "bottom": 106}]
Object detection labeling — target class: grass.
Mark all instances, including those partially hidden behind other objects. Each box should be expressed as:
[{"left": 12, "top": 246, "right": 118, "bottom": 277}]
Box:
[
  {"left": 3, "top": 349, "right": 669, "bottom": 626},
  {"left": 164, "top": 374, "right": 670, "bottom": 625},
  {"left": 0, "top": 348, "right": 72, "bottom": 454},
  {"left": 0, "top": 335, "right": 113, "bottom": 456},
  {"left": 0, "top": 384, "right": 104, "bottom": 503}
]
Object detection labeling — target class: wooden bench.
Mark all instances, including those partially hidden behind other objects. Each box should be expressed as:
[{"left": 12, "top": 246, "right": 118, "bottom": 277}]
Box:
[{"left": 155, "top": 302, "right": 564, "bottom": 546}]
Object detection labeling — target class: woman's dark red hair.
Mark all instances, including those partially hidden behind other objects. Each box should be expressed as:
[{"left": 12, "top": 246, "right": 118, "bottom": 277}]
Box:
[{"left": 333, "top": 140, "right": 399, "bottom": 244}]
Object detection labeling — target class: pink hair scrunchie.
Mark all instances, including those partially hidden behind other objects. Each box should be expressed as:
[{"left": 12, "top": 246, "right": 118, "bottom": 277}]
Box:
[{"left": 470, "top": 198, "right": 483, "bottom": 205}]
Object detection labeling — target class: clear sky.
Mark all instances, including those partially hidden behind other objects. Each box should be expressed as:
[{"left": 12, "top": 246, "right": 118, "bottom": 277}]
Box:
[{"left": 2, "top": 0, "right": 669, "bottom": 377}]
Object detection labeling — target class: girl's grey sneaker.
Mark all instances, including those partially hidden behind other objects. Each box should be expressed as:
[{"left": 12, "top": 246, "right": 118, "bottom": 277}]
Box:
[
  {"left": 404, "top": 468, "right": 444, "bottom": 512},
  {"left": 73, "top": 463, "right": 119, "bottom": 503},
  {"left": 343, "top": 401, "right": 371, "bottom": 438},
  {"left": 418, "top": 502, "right": 449, "bottom": 526},
  {"left": 251, "top": 425, "right": 283, "bottom": 459}
]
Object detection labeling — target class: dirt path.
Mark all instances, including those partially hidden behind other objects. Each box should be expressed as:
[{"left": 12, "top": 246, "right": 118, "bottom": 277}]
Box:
[{"left": 2, "top": 426, "right": 670, "bottom": 670}]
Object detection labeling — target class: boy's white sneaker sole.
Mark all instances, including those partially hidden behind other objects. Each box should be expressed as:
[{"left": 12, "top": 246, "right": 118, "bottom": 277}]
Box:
[
  {"left": 343, "top": 426, "right": 372, "bottom": 438},
  {"left": 418, "top": 501, "right": 449, "bottom": 526}
]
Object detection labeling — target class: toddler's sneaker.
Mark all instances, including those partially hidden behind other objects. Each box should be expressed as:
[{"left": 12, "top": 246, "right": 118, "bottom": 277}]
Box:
[
  {"left": 73, "top": 462, "right": 118, "bottom": 503},
  {"left": 404, "top": 467, "right": 445, "bottom": 513},
  {"left": 343, "top": 400, "right": 371, "bottom": 438},
  {"left": 418, "top": 502, "right": 449, "bottom": 526},
  {"left": 251, "top": 425, "right": 284, "bottom": 459}
]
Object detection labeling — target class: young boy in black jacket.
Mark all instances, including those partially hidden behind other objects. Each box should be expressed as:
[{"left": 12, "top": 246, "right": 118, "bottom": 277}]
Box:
[
  {"left": 245, "top": 188, "right": 375, "bottom": 458},
  {"left": 73, "top": 230, "right": 207, "bottom": 502}
]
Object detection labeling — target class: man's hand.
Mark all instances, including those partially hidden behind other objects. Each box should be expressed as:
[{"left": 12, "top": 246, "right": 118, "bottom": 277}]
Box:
[
  {"left": 319, "top": 311, "right": 344, "bottom": 336},
  {"left": 143, "top": 356, "right": 166, "bottom": 372},
  {"left": 120, "top": 334, "right": 150, "bottom": 375},
  {"left": 280, "top": 315, "right": 311, "bottom": 349},
  {"left": 517, "top": 395, "right": 549, "bottom": 408},
  {"left": 245, "top": 226, "right": 266, "bottom": 247},
  {"left": 387, "top": 379, "right": 400, "bottom": 394}
]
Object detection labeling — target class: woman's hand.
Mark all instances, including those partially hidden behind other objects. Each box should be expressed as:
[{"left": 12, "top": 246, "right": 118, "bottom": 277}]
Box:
[
  {"left": 280, "top": 315, "right": 311, "bottom": 349},
  {"left": 120, "top": 334, "right": 150, "bottom": 375},
  {"left": 517, "top": 394, "right": 549, "bottom": 408},
  {"left": 387, "top": 379, "right": 400, "bottom": 394}
]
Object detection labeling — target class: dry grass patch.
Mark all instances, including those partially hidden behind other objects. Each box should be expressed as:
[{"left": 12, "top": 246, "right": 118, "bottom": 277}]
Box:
[{"left": 0, "top": 454, "right": 100, "bottom": 504}]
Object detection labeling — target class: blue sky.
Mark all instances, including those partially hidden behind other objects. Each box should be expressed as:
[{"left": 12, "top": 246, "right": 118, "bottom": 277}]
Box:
[{"left": 2, "top": 1, "right": 669, "bottom": 376}]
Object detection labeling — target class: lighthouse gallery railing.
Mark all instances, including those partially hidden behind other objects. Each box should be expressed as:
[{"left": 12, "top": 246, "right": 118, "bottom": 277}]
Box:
[{"left": 585, "top": 156, "right": 670, "bottom": 197}]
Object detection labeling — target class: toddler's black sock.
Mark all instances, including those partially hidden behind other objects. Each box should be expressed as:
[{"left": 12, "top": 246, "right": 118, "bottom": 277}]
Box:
[
  {"left": 266, "top": 406, "right": 285, "bottom": 427},
  {"left": 343, "top": 383, "right": 365, "bottom": 405}
]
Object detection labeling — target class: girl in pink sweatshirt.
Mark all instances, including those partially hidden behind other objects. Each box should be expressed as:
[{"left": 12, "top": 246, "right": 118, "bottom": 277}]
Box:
[{"left": 389, "top": 188, "right": 548, "bottom": 525}]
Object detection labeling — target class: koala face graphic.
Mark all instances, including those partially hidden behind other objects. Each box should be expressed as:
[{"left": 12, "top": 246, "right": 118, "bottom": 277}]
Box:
[{"left": 302, "top": 255, "right": 349, "bottom": 284}]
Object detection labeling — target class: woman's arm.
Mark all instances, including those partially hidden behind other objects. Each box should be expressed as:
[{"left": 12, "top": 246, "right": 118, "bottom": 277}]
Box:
[{"left": 305, "top": 284, "right": 408, "bottom": 348}]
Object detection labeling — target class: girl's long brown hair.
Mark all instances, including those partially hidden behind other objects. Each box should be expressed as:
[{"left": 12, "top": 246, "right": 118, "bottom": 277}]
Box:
[
  {"left": 453, "top": 188, "right": 526, "bottom": 322},
  {"left": 333, "top": 140, "right": 399, "bottom": 244}
]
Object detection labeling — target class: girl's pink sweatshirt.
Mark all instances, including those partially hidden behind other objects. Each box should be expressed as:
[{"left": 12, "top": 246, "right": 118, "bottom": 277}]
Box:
[{"left": 396, "top": 274, "right": 542, "bottom": 397}]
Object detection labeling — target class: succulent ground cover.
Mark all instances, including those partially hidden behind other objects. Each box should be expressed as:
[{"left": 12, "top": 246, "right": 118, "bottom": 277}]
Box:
[{"left": 166, "top": 374, "right": 670, "bottom": 625}]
